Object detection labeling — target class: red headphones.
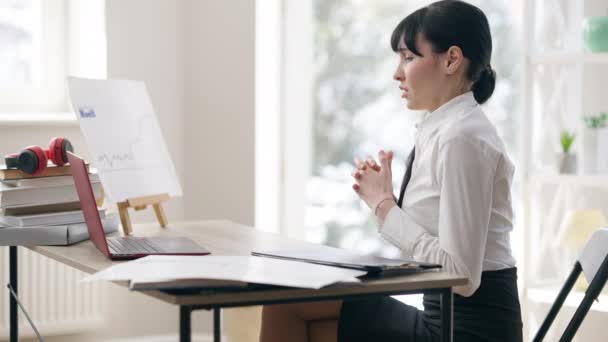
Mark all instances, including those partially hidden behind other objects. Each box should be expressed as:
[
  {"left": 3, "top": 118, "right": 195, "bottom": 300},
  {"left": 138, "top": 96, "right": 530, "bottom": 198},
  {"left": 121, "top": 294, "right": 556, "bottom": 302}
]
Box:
[{"left": 4, "top": 137, "right": 74, "bottom": 175}]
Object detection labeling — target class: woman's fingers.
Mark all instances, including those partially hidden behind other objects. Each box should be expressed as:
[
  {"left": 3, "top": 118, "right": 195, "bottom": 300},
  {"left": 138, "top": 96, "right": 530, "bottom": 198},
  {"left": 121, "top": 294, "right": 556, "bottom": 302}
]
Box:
[
  {"left": 365, "top": 161, "right": 380, "bottom": 172},
  {"left": 355, "top": 156, "right": 381, "bottom": 172},
  {"left": 354, "top": 157, "right": 368, "bottom": 171},
  {"left": 366, "top": 158, "right": 379, "bottom": 170},
  {"left": 352, "top": 150, "right": 395, "bottom": 197},
  {"left": 379, "top": 150, "right": 391, "bottom": 173},
  {"left": 387, "top": 150, "right": 393, "bottom": 173}
]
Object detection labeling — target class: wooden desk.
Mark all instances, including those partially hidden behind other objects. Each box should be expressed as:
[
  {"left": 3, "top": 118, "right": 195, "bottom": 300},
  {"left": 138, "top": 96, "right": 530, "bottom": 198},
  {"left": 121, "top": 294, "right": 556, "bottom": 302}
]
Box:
[{"left": 10, "top": 220, "right": 467, "bottom": 342}]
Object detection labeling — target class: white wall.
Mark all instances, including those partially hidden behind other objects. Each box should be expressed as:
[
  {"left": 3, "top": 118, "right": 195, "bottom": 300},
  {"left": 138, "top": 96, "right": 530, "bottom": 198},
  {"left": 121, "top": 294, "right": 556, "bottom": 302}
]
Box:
[
  {"left": 105, "top": 0, "right": 186, "bottom": 223},
  {"left": 183, "top": 0, "right": 255, "bottom": 226}
]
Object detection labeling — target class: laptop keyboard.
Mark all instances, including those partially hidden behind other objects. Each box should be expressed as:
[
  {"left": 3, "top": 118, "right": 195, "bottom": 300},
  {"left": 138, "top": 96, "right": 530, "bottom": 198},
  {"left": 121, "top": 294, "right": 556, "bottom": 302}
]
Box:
[{"left": 107, "top": 237, "right": 163, "bottom": 254}]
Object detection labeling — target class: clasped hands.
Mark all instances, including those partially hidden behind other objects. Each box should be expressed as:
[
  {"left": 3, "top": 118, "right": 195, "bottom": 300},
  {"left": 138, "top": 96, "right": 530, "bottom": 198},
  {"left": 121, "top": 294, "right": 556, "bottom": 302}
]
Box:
[{"left": 352, "top": 150, "right": 395, "bottom": 216}]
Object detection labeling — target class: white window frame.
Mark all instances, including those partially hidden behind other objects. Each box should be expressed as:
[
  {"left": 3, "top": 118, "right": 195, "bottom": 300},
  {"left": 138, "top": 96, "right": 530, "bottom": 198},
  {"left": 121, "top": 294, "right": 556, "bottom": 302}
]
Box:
[
  {"left": 255, "top": 0, "right": 312, "bottom": 238},
  {"left": 279, "top": 0, "right": 313, "bottom": 239},
  {"left": 255, "top": 0, "right": 282, "bottom": 233}
]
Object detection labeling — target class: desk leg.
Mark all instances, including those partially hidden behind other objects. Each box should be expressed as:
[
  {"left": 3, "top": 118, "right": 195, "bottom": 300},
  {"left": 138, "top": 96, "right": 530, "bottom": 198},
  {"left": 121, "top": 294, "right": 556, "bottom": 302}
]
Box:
[
  {"left": 9, "top": 246, "right": 18, "bottom": 342},
  {"left": 440, "top": 287, "right": 453, "bottom": 342},
  {"left": 180, "top": 306, "right": 192, "bottom": 342},
  {"left": 179, "top": 307, "right": 221, "bottom": 342},
  {"left": 214, "top": 308, "right": 221, "bottom": 342}
]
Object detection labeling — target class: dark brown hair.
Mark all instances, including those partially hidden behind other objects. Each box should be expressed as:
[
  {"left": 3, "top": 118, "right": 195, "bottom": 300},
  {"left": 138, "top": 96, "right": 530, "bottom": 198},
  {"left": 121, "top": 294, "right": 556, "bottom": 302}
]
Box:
[{"left": 391, "top": 0, "right": 496, "bottom": 104}]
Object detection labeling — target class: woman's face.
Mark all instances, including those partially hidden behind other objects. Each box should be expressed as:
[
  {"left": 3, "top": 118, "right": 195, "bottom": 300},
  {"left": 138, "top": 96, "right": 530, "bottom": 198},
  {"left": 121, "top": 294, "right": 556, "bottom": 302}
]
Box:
[{"left": 393, "top": 34, "right": 444, "bottom": 111}]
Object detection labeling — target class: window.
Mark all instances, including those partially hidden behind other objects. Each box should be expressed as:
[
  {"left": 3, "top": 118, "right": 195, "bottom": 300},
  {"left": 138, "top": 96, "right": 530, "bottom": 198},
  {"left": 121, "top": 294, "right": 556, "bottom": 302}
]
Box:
[
  {"left": 273, "top": 0, "right": 523, "bottom": 257},
  {"left": 0, "top": 0, "right": 106, "bottom": 116},
  {"left": 0, "top": 0, "right": 40, "bottom": 87},
  {"left": 0, "top": 0, "right": 67, "bottom": 113}
]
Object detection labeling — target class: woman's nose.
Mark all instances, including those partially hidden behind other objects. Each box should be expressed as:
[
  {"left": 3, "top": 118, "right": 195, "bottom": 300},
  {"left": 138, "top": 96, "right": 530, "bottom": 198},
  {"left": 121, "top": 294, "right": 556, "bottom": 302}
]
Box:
[{"left": 393, "top": 67, "right": 404, "bottom": 81}]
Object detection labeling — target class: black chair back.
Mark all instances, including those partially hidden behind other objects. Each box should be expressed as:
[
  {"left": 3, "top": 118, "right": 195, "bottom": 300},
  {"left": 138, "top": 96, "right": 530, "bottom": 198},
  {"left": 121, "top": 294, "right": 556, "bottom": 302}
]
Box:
[{"left": 533, "top": 228, "right": 608, "bottom": 342}]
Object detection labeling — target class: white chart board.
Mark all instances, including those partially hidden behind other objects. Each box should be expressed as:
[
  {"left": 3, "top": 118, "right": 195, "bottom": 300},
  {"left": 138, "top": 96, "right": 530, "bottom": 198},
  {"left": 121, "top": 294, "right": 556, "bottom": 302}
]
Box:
[{"left": 67, "top": 77, "right": 182, "bottom": 202}]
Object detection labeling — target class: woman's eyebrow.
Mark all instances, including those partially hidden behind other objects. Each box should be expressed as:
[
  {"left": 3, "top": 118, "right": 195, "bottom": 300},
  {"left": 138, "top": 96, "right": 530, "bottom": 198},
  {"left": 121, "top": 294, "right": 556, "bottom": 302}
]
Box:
[{"left": 397, "top": 48, "right": 409, "bottom": 53}]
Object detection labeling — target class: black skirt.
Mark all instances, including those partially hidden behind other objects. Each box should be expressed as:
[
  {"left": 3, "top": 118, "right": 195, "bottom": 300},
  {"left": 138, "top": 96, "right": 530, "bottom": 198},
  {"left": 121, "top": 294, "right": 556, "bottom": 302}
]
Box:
[{"left": 338, "top": 267, "right": 523, "bottom": 342}]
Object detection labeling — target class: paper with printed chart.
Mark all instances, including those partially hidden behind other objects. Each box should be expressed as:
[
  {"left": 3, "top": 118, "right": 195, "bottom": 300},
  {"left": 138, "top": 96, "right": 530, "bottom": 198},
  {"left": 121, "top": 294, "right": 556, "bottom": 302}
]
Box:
[
  {"left": 82, "top": 255, "right": 366, "bottom": 289},
  {"left": 67, "top": 77, "right": 182, "bottom": 202}
]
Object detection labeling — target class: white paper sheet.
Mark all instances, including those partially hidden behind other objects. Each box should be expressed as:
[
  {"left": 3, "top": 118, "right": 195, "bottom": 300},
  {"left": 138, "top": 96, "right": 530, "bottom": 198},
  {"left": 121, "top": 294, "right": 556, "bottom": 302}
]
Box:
[
  {"left": 82, "top": 255, "right": 366, "bottom": 289},
  {"left": 67, "top": 77, "right": 182, "bottom": 202}
]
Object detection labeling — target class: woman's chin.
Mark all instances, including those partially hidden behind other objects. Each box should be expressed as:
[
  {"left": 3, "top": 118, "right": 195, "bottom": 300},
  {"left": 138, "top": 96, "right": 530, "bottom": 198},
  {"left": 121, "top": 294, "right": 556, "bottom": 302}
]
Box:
[{"left": 405, "top": 99, "right": 426, "bottom": 111}]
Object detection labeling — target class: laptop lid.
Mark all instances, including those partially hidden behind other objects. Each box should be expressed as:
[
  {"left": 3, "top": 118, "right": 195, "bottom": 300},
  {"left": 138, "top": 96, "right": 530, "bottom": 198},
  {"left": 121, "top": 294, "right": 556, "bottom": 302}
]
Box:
[
  {"left": 252, "top": 245, "right": 441, "bottom": 274},
  {"left": 67, "top": 152, "right": 111, "bottom": 257}
]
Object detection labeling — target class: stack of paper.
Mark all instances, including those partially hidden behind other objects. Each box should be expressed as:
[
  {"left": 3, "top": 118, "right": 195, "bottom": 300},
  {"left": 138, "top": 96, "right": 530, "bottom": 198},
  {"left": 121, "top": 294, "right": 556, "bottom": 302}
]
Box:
[
  {"left": 83, "top": 255, "right": 367, "bottom": 290},
  {"left": 0, "top": 164, "right": 117, "bottom": 245},
  {"left": 0, "top": 172, "right": 102, "bottom": 211},
  {"left": 0, "top": 213, "right": 119, "bottom": 246},
  {"left": 0, "top": 208, "right": 106, "bottom": 227}
]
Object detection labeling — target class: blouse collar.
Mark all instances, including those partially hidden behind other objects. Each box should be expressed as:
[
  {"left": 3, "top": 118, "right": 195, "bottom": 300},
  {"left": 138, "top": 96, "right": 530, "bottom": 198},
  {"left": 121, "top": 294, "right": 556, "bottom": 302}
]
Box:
[{"left": 415, "top": 91, "right": 478, "bottom": 140}]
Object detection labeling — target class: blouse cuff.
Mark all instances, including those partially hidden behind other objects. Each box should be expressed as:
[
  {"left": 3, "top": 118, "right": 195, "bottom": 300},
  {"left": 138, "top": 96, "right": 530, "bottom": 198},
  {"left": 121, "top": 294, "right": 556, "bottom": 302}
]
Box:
[{"left": 378, "top": 205, "right": 427, "bottom": 255}]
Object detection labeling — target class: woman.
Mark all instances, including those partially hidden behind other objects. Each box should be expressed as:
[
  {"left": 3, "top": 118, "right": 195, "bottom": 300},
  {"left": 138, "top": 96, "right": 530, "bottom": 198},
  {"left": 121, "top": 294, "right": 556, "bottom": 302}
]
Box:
[{"left": 260, "top": 1, "right": 522, "bottom": 341}]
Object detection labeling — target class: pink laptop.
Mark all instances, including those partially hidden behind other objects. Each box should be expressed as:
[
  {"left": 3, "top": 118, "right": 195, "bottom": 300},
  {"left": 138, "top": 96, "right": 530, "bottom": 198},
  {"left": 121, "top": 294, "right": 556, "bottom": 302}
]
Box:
[{"left": 67, "top": 151, "right": 210, "bottom": 260}]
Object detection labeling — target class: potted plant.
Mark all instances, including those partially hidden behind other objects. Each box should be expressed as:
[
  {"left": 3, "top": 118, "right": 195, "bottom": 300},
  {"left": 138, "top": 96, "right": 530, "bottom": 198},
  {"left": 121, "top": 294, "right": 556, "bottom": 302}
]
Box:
[
  {"left": 582, "top": 112, "right": 608, "bottom": 173},
  {"left": 559, "top": 130, "right": 577, "bottom": 174}
]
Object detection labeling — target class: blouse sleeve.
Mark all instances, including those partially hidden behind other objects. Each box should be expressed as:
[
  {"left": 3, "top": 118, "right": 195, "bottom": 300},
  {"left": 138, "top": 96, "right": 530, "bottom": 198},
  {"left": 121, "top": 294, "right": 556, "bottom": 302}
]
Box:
[{"left": 379, "top": 137, "right": 497, "bottom": 296}]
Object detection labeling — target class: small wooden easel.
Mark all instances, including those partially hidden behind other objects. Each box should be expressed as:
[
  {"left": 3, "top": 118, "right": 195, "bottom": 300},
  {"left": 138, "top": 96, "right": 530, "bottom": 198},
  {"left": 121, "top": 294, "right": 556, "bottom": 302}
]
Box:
[{"left": 117, "top": 193, "right": 170, "bottom": 235}]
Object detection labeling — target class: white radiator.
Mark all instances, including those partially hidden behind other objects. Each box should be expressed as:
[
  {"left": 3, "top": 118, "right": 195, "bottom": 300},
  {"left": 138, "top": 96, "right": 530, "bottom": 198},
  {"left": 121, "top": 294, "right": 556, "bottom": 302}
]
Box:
[{"left": 0, "top": 247, "right": 105, "bottom": 340}]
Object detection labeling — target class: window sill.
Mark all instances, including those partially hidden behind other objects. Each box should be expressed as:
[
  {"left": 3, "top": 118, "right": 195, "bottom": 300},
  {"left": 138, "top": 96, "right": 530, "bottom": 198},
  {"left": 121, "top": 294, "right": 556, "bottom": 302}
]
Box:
[{"left": 0, "top": 112, "right": 78, "bottom": 127}]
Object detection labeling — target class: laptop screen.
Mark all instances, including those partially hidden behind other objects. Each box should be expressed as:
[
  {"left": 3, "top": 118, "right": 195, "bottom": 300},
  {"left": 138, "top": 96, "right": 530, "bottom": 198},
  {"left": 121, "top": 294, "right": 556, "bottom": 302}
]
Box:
[{"left": 67, "top": 152, "right": 111, "bottom": 257}]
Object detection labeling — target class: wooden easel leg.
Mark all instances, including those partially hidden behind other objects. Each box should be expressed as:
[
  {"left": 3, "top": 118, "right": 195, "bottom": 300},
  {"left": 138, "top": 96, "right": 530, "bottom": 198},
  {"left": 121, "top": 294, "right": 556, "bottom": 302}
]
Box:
[
  {"left": 117, "top": 194, "right": 170, "bottom": 234},
  {"left": 153, "top": 203, "right": 168, "bottom": 227},
  {"left": 117, "top": 202, "right": 133, "bottom": 235}
]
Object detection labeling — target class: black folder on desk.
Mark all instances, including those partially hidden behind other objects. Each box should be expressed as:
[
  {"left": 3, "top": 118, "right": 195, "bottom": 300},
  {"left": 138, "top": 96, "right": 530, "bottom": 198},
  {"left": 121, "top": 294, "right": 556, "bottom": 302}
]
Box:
[{"left": 252, "top": 244, "right": 441, "bottom": 275}]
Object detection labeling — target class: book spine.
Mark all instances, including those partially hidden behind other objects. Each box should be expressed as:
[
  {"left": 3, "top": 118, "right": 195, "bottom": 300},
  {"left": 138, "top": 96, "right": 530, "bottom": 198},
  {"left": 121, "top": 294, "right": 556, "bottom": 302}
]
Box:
[
  {"left": 0, "top": 213, "right": 119, "bottom": 246},
  {"left": 0, "top": 226, "right": 69, "bottom": 246},
  {"left": 0, "top": 164, "right": 90, "bottom": 181},
  {"left": 16, "top": 209, "right": 106, "bottom": 227},
  {"left": 0, "top": 182, "right": 102, "bottom": 209}
]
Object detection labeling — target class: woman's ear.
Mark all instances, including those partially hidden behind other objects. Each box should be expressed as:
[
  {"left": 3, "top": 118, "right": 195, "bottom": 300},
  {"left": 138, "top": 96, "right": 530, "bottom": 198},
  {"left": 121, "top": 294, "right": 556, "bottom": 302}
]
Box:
[{"left": 444, "top": 46, "right": 464, "bottom": 75}]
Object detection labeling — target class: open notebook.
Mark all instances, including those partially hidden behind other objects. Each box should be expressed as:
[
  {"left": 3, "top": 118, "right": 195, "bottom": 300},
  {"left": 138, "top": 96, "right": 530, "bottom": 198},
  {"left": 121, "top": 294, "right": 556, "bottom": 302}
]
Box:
[{"left": 252, "top": 244, "right": 441, "bottom": 275}]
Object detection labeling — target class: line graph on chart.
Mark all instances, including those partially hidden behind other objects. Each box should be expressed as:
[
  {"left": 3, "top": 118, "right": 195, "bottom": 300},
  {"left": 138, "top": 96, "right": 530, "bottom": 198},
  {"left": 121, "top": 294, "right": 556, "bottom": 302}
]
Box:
[{"left": 94, "top": 110, "right": 160, "bottom": 170}]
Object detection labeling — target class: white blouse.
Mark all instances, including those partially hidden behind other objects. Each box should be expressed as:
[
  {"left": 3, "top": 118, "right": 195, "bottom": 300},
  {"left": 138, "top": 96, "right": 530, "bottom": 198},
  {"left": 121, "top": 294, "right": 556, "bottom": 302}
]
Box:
[{"left": 379, "top": 91, "right": 516, "bottom": 297}]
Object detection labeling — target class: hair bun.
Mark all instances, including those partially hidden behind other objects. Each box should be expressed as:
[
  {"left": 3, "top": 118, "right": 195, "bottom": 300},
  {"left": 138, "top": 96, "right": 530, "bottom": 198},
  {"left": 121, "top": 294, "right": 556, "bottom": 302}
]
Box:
[{"left": 473, "top": 65, "right": 496, "bottom": 104}]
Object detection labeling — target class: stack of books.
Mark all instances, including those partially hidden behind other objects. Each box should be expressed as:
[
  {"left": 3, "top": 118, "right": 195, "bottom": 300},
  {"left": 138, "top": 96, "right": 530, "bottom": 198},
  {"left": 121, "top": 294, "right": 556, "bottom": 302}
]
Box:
[{"left": 0, "top": 163, "right": 119, "bottom": 245}]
